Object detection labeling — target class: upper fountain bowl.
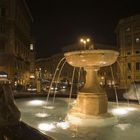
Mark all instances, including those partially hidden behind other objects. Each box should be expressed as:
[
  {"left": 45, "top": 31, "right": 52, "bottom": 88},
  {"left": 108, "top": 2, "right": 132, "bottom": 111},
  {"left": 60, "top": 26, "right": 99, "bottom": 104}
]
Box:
[{"left": 64, "top": 50, "right": 119, "bottom": 67}]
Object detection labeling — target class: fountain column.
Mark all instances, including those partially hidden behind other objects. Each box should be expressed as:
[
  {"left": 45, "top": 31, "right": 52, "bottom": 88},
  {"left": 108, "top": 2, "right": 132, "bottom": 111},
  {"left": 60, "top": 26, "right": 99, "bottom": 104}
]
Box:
[
  {"left": 81, "top": 67, "right": 103, "bottom": 93},
  {"left": 76, "top": 66, "right": 108, "bottom": 115}
]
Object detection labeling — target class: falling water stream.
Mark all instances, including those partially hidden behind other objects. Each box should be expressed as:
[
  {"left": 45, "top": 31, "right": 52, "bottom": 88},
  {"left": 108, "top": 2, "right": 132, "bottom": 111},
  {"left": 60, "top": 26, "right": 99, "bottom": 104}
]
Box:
[
  {"left": 77, "top": 67, "right": 82, "bottom": 92},
  {"left": 125, "top": 61, "right": 140, "bottom": 104},
  {"left": 46, "top": 57, "right": 66, "bottom": 103},
  {"left": 110, "top": 65, "right": 119, "bottom": 107},
  {"left": 117, "top": 61, "right": 130, "bottom": 105},
  {"left": 52, "top": 60, "right": 67, "bottom": 103},
  {"left": 127, "top": 69, "right": 140, "bottom": 104},
  {"left": 68, "top": 67, "right": 76, "bottom": 109}
]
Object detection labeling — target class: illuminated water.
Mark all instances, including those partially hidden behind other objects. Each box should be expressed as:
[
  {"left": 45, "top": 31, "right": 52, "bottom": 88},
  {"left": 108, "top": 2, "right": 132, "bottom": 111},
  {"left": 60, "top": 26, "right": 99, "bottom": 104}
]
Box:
[{"left": 15, "top": 97, "right": 140, "bottom": 140}]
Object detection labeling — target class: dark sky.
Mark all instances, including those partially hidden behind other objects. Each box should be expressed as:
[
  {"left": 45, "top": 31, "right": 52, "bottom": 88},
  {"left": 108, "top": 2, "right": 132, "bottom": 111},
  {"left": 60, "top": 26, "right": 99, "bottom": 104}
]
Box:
[{"left": 25, "top": 0, "right": 140, "bottom": 58}]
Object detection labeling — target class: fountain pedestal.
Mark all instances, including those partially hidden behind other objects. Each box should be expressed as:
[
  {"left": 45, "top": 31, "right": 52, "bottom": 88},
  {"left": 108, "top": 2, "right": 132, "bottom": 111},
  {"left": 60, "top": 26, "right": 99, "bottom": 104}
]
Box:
[
  {"left": 76, "top": 67, "right": 107, "bottom": 115},
  {"left": 77, "top": 93, "right": 107, "bottom": 115}
]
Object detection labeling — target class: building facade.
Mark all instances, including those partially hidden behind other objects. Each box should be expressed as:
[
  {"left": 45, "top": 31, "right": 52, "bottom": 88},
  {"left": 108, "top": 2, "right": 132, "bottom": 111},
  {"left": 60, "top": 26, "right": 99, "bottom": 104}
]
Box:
[
  {"left": 116, "top": 14, "right": 140, "bottom": 88},
  {"left": 0, "top": 0, "right": 35, "bottom": 88},
  {"left": 36, "top": 53, "right": 64, "bottom": 81}
]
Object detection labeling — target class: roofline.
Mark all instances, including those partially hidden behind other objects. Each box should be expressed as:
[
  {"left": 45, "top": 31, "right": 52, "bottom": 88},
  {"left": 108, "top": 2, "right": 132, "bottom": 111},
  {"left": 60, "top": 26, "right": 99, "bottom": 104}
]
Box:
[
  {"left": 22, "top": 0, "right": 33, "bottom": 22},
  {"left": 115, "top": 14, "right": 140, "bottom": 32}
]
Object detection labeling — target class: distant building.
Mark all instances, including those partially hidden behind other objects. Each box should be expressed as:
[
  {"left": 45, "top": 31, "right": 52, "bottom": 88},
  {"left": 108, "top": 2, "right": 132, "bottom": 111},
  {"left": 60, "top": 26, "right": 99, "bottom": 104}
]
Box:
[
  {"left": 0, "top": 0, "right": 35, "bottom": 87},
  {"left": 116, "top": 14, "right": 140, "bottom": 88},
  {"left": 62, "top": 42, "right": 117, "bottom": 53},
  {"left": 36, "top": 53, "right": 64, "bottom": 81}
]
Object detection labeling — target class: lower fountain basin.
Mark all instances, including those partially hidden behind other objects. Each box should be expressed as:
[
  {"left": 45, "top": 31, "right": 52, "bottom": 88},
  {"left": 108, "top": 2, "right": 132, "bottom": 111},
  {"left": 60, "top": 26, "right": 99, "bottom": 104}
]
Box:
[
  {"left": 67, "top": 112, "right": 117, "bottom": 127},
  {"left": 15, "top": 97, "right": 140, "bottom": 140}
]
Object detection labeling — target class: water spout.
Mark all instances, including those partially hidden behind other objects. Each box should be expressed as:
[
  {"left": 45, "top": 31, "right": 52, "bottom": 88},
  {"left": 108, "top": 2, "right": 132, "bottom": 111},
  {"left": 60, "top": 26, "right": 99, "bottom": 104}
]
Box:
[
  {"left": 46, "top": 57, "right": 66, "bottom": 103},
  {"left": 110, "top": 65, "right": 119, "bottom": 107},
  {"left": 52, "top": 60, "right": 67, "bottom": 103}
]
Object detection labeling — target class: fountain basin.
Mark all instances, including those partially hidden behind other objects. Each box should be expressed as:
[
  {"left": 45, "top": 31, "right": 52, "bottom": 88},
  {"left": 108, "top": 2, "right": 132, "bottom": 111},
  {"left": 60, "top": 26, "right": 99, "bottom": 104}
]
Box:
[
  {"left": 15, "top": 97, "right": 140, "bottom": 140},
  {"left": 64, "top": 50, "right": 119, "bottom": 67},
  {"left": 67, "top": 111, "right": 117, "bottom": 127}
]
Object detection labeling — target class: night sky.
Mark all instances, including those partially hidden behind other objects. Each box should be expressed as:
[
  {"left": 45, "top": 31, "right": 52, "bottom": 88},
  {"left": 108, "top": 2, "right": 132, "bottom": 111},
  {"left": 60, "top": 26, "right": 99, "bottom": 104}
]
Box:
[{"left": 25, "top": 0, "right": 140, "bottom": 58}]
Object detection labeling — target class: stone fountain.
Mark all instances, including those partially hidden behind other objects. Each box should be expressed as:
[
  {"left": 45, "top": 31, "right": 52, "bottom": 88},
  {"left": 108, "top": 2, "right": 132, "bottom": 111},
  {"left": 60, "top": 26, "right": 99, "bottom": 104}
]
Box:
[{"left": 64, "top": 50, "right": 119, "bottom": 126}]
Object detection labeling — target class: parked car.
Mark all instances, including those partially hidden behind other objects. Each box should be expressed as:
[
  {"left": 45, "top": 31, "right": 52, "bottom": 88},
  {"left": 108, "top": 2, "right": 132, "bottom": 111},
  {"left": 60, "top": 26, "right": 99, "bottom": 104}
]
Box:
[
  {"left": 27, "top": 87, "right": 37, "bottom": 92},
  {"left": 26, "top": 85, "right": 37, "bottom": 92},
  {"left": 46, "top": 83, "right": 61, "bottom": 92}
]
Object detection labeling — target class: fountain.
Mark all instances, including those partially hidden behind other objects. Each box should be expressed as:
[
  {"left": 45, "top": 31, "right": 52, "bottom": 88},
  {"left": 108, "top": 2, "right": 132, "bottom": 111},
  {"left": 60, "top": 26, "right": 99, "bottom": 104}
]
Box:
[
  {"left": 64, "top": 49, "right": 119, "bottom": 126},
  {"left": 14, "top": 48, "right": 140, "bottom": 139}
]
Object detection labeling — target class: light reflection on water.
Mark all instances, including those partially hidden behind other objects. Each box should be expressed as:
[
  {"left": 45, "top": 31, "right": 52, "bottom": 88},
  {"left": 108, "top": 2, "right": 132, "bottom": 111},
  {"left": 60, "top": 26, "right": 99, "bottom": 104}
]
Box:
[
  {"left": 35, "top": 113, "right": 50, "bottom": 118},
  {"left": 16, "top": 97, "right": 140, "bottom": 140}
]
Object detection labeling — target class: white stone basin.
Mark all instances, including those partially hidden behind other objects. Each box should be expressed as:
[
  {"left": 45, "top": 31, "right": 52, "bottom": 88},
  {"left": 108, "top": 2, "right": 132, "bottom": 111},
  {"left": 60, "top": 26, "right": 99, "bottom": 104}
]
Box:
[{"left": 64, "top": 50, "right": 119, "bottom": 67}]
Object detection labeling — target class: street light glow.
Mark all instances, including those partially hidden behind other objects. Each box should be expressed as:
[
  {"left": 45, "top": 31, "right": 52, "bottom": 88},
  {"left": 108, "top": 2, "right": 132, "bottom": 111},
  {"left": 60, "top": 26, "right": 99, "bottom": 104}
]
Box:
[
  {"left": 80, "top": 37, "right": 91, "bottom": 49},
  {"left": 83, "top": 40, "right": 86, "bottom": 44},
  {"left": 86, "top": 38, "right": 90, "bottom": 42},
  {"left": 80, "top": 38, "right": 84, "bottom": 42}
]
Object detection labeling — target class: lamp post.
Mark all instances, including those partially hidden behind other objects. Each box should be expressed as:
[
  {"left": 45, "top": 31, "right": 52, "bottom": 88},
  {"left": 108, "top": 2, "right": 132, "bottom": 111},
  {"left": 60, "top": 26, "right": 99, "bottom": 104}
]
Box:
[{"left": 80, "top": 38, "right": 90, "bottom": 49}]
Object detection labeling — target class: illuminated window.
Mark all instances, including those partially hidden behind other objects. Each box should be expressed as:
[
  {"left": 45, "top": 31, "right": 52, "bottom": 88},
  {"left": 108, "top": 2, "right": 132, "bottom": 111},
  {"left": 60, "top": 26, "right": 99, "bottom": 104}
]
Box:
[
  {"left": 125, "top": 27, "right": 130, "bottom": 32},
  {"left": 30, "top": 44, "right": 34, "bottom": 50},
  {"left": 136, "top": 38, "right": 140, "bottom": 43}
]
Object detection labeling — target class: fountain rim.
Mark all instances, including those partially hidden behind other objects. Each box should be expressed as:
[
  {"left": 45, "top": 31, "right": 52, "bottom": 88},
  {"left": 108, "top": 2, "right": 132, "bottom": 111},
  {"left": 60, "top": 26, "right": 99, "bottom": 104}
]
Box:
[{"left": 64, "top": 49, "right": 119, "bottom": 57}]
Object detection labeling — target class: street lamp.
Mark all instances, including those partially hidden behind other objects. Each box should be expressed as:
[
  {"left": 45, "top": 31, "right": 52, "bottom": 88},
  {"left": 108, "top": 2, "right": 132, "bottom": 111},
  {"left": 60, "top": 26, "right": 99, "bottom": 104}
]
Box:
[{"left": 80, "top": 38, "right": 90, "bottom": 49}]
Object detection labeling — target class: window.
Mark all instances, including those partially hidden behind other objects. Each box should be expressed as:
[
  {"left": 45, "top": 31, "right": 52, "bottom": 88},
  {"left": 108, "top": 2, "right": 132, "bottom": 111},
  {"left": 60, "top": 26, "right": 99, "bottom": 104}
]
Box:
[
  {"left": 0, "top": 41, "right": 5, "bottom": 52},
  {"left": 0, "top": 23, "right": 5, "bottom": 33},
  {"left": 125, "top": 35, "right": 132, "bottom": 46},
  {"left": 136, "top": 62, "right": 140, "bottom": 71},
  {"left": 126, "top": 51, "right": 131, "bottom": 55},
  {"left": 125, "top": 27, "right": 130, "bottom": 32},
  {"left": 128, "top": 76, "right": 131, "bottom": 79},
  {"left": 128, "top": 63, "right": 131, "bottom": 70},
  {"left": 0, "top": 8, "right": 6, "bottom": 17},
  {"left": 136, "top": 38, "right": 140, "bottom": 43},
  {"left": 30, "top": 44, "right": 34, "bottom": 51},
  {"left": 134, "top": 25, "right": 140, "bottom": 30},
  {"left": 135, "top": 50, "right": 140, "bottom": 54}
]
